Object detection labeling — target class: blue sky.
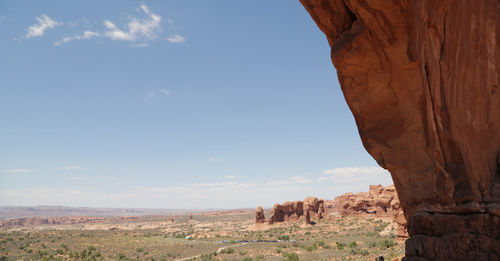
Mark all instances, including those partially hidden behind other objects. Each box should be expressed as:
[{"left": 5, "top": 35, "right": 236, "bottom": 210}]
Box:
[{"left": 0, "top": 1, "right": 392, "bottom": 209}]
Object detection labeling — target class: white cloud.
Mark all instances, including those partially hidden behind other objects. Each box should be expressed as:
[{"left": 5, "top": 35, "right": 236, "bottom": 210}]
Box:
[
  {"left": 167, "top": 34, "right": 186, "bottom": 44},
  {"left": 54, "top": 30, "right": 100, "bottom": 46},
  {"left": 268, "top": 176, "right": 313, "bottom": 185},
  {"left": 319, "top": 166, "right": 390, "bottom": 183},
  {"left": 144, "top": 91, "right": 156, "bottom": 103},
  {"left": 55, "top": 4, "right": 162, "bottom": 46},
  {"left": 105, "top": 4, "right": 161, "bottom": 41},
  {"left": 144, "top": 89, "right": 170, "bottom": 103},
  {"left": 26, "top": 14, "right": 59, "bottom": 38},
  {"left": 59, "top": 166, "right": 83, "bottom": 171},
  {"left": 0, "top": 166, "right": 394, "bottom": 208},
  {"left": 130, "top": 43, "right": 149, "bottom": 48},
  {"left": 5, "top": 169, "right": 31, "bottom": 173},
  {"left": 208, "top": 156, "right": 222, "bottom": 163}
]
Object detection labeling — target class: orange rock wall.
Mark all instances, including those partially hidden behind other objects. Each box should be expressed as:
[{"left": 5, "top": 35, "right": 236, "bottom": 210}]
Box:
[{"left": 300, "top": 0, "right": 500, "bottom": 259}]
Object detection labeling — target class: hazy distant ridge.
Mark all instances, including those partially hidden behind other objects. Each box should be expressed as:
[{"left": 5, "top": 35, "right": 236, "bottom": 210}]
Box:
[{"left": 0, "top": 206, "right": 219, "bottom": 220}]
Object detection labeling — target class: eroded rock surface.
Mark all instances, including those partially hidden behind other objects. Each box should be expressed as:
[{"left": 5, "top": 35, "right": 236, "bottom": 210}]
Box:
[
  {"left": 300, "top": 0, "right": 500, "bottom": 260},
  {"left": 329, "top": 184, "right": 407, "bottom": 237},
  {"left": 257, "top": 197, "right": 326, "bottom": 224},
  {"left": 255, "top": 206, "right": 266, "bottom": 223}
]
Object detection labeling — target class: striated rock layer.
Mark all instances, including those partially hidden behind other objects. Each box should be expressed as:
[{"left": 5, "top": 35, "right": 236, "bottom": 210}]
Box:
[
  {"left": 299, "top": 0, "right": 500, "bottom": 260},
  {"left": 329, "top": 184, "right": 407, "bottom": 238}
]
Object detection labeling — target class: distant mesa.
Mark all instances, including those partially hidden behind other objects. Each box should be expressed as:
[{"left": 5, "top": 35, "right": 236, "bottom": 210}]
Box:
[{"left": 0, "top": 216, "right": 138, "bottom": 228}]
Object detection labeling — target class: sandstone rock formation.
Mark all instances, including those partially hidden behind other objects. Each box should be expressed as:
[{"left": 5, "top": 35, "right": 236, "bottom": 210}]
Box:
[
  {"left": 300, "top": 0, "right": 500, "bottom": 259},
  {"left": 255, "top": 206, "right": 266, "bottom": 223},
  {"left": 258, "top": 197, "right": 326, "bottom": 224},
  {"left": 304, "top": 196, "right": 326, "bottom": 220},
  {"left": 330, "top": 184, "right": 407, "bottom": 237}
]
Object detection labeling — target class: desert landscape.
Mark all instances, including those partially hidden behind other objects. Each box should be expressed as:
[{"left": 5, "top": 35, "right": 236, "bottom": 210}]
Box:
[
  {"left": 0, "top": 185, "right": 405, "bottom": 261},
  {"left": 2, "top": 0, "right": 500, "bottom": 259}
]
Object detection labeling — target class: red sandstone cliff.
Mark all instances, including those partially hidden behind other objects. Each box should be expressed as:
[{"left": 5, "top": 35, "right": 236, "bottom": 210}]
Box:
[
  {"left": 329, "top": 184, "right": 407, "bottom": 238},
  {"left": 299, "top": 0, "right": 500, "bottom": 260},
  {"left": 255, "top": 196, "right": 326, "bottom": 225}
]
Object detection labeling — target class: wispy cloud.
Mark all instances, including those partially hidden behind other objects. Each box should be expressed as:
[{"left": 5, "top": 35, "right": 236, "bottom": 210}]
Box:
[
  {"left": 130, "top": 43, "right": 149, "bottom": 48},
  {"left": 208, "top": 156, "right": 222, "bottom": 163},
  {"left": 167, "top": 34, "right": 186, "bottom": 44},
  {"left": 26, "top": 14, "right": 59, "bottom": 38},
  {"left": 0, "top": 166, "right": 394, "bottom": 208},
  {"left": 5, "top": 169, "right": 31, "bottom": 173},
  {"left": 144, "top": 91, "right": 156, "bottom": 103},
  {"left": 55, "top": 4, "right": 162, "bottom": 46},
  {"left": 318, "top": 166, "right": 390, "bottom": 183},
  {"left": 59, "top": 166, "right": 83, "bottom": 171},
  {"left": 144, "top": 88, "right": 170, "bottom": 103},
  {"left": 54, "top": 30, "right": 99, "bottom": 46},
  {"left": 223, "top": 175, "right": 238, "bottom": 179},
  {"left": 268, "top": 176, "right": 312, "bottom": 185}
]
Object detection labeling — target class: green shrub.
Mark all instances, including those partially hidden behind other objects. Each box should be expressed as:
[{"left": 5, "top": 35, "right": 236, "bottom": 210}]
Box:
[
  {"left": 348, "top": 241, "right": 357, "bottom": 248},
  {"left": 378, "top": 239, "right": 395, "bottom": 249},
  {"left": 224, "top": 247, "right": 235, "bottom": 254},
  {"left": 282, "top": 252, "right": 299, "bottom": 261},
  {"left": 278, "top": 235, "right": 290, "bottom": 241},
  {"left": 200, "top": 253, "right": 214, "bottom": 261},
  {"left": 336, "top": 242, "right": 345, "bottom": 250},
  {"left": 350, "top": 247, "right": 369, "bottom": 256}
]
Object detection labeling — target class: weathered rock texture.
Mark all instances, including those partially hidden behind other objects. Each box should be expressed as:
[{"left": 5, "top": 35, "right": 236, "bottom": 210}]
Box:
[
  {"left": 257, "top": 197, "right": 326, "bottom": 224},
  {"left": 300, "top": 0, "right": 500, "bottom": 260},
  {"left": 255, "top": 206, "right": 266, "bottom": 223},
  {"left": 330, "top": 184, "right": 407, "bottom": 237}
]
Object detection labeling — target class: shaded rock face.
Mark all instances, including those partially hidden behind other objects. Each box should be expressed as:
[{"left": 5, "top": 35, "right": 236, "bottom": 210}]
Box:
[
  {"left": 299, "top": 0, "right": 500, "bottom": 260},
  {"left": 264, "top": 197, "right": 325, "bottom": 224},
  {"left": 330, "top": 184, "right": 407, "bottom": 237}
]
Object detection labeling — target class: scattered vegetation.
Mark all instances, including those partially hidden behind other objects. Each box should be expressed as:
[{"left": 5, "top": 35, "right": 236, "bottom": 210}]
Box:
[{"left": 0, "top": 213, "right": 403, "bottom": 260}]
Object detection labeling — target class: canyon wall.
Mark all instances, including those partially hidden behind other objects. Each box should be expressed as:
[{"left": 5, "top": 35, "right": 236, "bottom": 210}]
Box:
[{"left": 299, "top": 0, "right": 500, "bottom": 260}]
